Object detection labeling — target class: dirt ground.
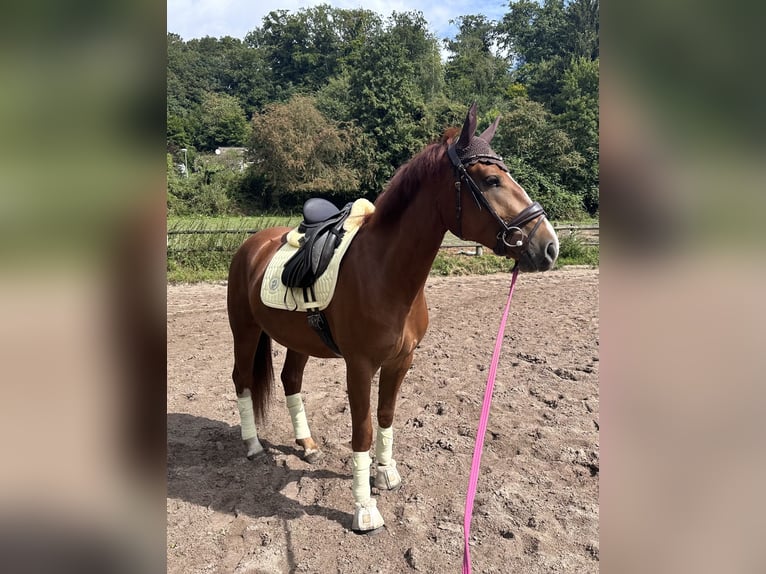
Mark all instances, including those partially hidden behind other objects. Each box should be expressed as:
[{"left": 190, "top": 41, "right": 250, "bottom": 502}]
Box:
[{"left": 167, "top": 267, "right": 599, "bottom": 573}]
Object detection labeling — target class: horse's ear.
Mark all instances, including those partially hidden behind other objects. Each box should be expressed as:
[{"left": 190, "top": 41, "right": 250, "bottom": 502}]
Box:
[
  {"left": 479, "top": 115, "right": 500, "bottom": 143},
  {"left": 457, "top": 102, "right": 478, "bottom": 148}
]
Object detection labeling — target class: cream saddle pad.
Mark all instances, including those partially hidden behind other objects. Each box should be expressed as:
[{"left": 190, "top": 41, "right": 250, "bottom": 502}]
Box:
[{"left": 260, "top": 198, "right": 375, "bottom": 311}]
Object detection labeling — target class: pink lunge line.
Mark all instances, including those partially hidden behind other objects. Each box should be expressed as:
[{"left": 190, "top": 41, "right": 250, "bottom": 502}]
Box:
[{"left": 463, "top": 267, "right": 519, "bottom": 574}]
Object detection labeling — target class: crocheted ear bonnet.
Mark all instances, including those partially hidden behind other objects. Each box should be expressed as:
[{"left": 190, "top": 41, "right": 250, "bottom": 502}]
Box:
[
  {"left": 453, "top": 104, "right": 508, "bottom": 171},
  {"left": 455, "top": 136, "right": 508, "bottom": 172}
]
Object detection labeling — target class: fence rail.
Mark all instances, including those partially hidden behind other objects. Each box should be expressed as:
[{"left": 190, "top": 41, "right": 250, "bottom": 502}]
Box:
[
  {"left": 167, "top": 225, "right": 599, "bottom": 236},
  {"left": 167, "top": 229, "right": 262, "bottom": 235},
  {"left": 167, "top": 224, "right": 599, "bottom": 253},
  {"left": 553, "top": 225, "right": 599, "bottom": 246}
]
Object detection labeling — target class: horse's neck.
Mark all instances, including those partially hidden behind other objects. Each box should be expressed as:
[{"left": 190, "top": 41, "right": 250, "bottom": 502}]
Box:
[{"left": 365, "top": 183, "right": 448, "bottom": 303}]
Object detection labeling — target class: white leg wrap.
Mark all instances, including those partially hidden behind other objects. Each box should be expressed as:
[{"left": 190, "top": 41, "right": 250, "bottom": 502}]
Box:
[
  {"left": 237, "top": 390, "right": 263, "bottom": 457},
  {"left": 375, "top": 425, "right": 394, "bottom": 466},
  {"left": 374, "top": 426, "right": 400, "bottom": 489},
  {"left": 237, "top": 390, "right": 258, "bottom": 441},
  {"left": 351, "top": 451, "right": 372, "bottom": 505},
  {"left": 286, "top": 393, "right": 311, "bottom": 440},
  {"left": 351, "top": 451, "right": 384, "bottom": 531}
]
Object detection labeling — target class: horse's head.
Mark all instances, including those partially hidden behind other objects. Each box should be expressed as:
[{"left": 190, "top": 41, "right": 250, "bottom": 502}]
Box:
[{"left": 446, "top": 103, "right": 559, "bottom": 272}]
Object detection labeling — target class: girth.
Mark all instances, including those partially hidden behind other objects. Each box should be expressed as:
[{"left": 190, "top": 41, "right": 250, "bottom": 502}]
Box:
[{"left": 307, "top": 309, "right": 342, "bottom": 357}]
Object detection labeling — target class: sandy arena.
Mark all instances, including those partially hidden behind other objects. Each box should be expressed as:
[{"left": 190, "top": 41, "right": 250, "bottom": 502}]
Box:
[{"left": 168, "top": 268, "right": 599, "bottom": 573}]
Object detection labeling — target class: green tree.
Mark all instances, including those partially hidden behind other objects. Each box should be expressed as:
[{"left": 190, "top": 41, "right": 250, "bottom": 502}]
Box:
[
  {"left": 492, "top": 96, "right": 587, "bottom": 218},
  {"left": 443, "top": 15, "right": 510, "bottom": 111},
  {"left": 499, "top": 0, "right": 598, "bottom": 65},
  {"left": 496, "top": 0, "right": 599, "bottom": 213},
  {"left": 331, "top": 8, "right": 382, "bottom": 74},
  {"left": 166, "top": 1, "right": 598, "bottom": 218},
  {"left": 388, "top": 11, "right": 444, "bottom": 102},
  {"left": 246, "top": 10, "right": 310, "bottom": 95},
  {"left": 498, "top": 0, "right": 599, "bottom": 111},
  {"left": 168, "top": 33, "right": 271, "bottom": 118},
  {"left": 194, "top": 92, "right": 249, "bottom": 151},
  {"left": 246, "top": 6, "right": 381, "bottom": 96},
  {"left": 500, "top": 0, "right": 568, "bottom": 65},
  {"left": 557, "top": 56, "right": 599, "bottom": 212},
  {"left": 495, "top": 97, "right": 583, "bottom": 178},
  {"left": 566, "top": 0, "right": 599, "bottom": 60},
  {"left": 504, "top": 156, "right": 583, "bottom": 220},
  {"left": 346, "top": 12, "right": 442, "bottom": 189},
  {"left": 167, "top": 33, "right": 200, "bottom": 115},
  {"left": 210, "top": 36, "right": 272, "bottom": 115},
  {"left": 166, "top": 112, "right": 191, "bottom": 151}
]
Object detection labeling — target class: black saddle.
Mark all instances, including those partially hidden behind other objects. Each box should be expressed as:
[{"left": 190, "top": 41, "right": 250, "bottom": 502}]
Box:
[
  {"left": 302, "top": 197, "right": 341, "bottom": 225},
  {"left": 281, "top": 199, "right": 353, "bottom": 289}
]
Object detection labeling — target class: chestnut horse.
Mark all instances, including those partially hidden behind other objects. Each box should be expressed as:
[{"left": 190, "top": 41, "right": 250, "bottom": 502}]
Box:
[{"left": 226, "top": 103, "right": 559, "bottom": 533}]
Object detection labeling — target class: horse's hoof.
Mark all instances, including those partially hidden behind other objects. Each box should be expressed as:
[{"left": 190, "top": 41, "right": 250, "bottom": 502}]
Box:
[
  {"left": 245, "top": 437, "right": 265, "bottom": 460},
  {"left": 374, "top": 462, "right": 402, "bottom": 491},
  {"left": 246, "top": 449, "right": 266, "bottom": 461},
  {"left": 353, "top": 526, "right": 386, "bottom": 536},
  {"left": 352, "top": 500, "right": 385, "bottom": 533},
  {"left": 303, "top": 449, "right": 323, "bottom": 464}
]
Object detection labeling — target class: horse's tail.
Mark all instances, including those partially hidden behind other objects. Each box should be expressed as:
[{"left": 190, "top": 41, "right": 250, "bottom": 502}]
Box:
[{"left": 252, "top": 331, "right": 274, "bottom": 423}]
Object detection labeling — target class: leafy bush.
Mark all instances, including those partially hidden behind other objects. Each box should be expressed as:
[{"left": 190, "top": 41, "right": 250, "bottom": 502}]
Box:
[
  {"left": 167, "top": 153, "right": 243, "bottom": 215},
  {"left": 556, "top": 232, "right": 599, "bottom": 266}
]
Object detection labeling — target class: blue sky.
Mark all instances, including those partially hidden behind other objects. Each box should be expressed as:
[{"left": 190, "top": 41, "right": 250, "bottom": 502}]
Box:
[{"left": 167, "top": 0, "right": 509, "bottom": 44}]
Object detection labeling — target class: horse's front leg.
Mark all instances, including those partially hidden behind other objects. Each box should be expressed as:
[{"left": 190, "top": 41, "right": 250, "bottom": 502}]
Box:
[
  {"left": 374, "top": 352, "right": 414, "bottom": 491},
  {"left": 346, "top": 358, "right": 385, "bottom": 534},
  {"left": 281, "top": 350, "right": 322, "bottom": 463}
]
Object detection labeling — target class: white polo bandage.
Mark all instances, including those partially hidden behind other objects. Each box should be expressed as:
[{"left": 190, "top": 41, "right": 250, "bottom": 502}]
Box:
[
  {"left": 237, "top": 389, "right": 258, "bottom": 441},
  {"left": 351, "top": 451, "right": 372, "bottom": 505},
  {"left": 375, "top": 425, "right": 394, "bottom": 466},
  {"left": 286, "top": 393, "right": 311, "bottom": 440}
]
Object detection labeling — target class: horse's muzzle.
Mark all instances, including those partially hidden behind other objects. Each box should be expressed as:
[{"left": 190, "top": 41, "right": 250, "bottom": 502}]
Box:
[
  {"left": 516, "top": 241, "right": 559, "bottom": 272},
  {"left": 505, "top": 238, "right": 558, "bottom": 272}
]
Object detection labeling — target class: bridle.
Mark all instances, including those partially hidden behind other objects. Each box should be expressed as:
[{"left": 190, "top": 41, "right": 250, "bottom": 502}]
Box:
[{"left": 447, "top": 143, "right": 548, "bottom": 257}]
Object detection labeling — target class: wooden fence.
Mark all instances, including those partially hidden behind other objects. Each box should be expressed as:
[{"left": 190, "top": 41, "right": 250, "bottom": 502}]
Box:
[{"left": 167, "top": 225, "right": 599, "bottom": 255}]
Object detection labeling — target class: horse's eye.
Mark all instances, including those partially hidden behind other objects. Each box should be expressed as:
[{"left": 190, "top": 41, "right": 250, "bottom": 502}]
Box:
[{"left": 485, "top": 176, "right": 500, "bottom": 187}]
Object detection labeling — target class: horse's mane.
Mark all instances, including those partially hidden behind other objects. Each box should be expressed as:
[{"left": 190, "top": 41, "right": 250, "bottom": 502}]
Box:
[{"left": 370, "top": 128, "right": 459, "bottom": 226}]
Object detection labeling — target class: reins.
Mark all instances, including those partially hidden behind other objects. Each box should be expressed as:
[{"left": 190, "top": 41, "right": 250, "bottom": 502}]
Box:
[{"left": 463, "top": 266, "right": 520, "bottom": 574}]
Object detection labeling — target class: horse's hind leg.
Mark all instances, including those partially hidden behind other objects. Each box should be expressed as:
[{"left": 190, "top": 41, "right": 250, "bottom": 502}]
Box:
[
  {"left": 281, "top": 350, "right": 322, "bottom": 463},
  {"left": 231, "top": 327, "right": 273, "bottom": 459},
  {"left": 374, "top": 352, "right": 415, "bottom": 491}
]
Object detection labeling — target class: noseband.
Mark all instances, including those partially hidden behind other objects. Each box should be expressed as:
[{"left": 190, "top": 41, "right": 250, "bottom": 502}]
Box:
[{"left": 447, "top": 144, "right": 547, "bottom": 257}]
